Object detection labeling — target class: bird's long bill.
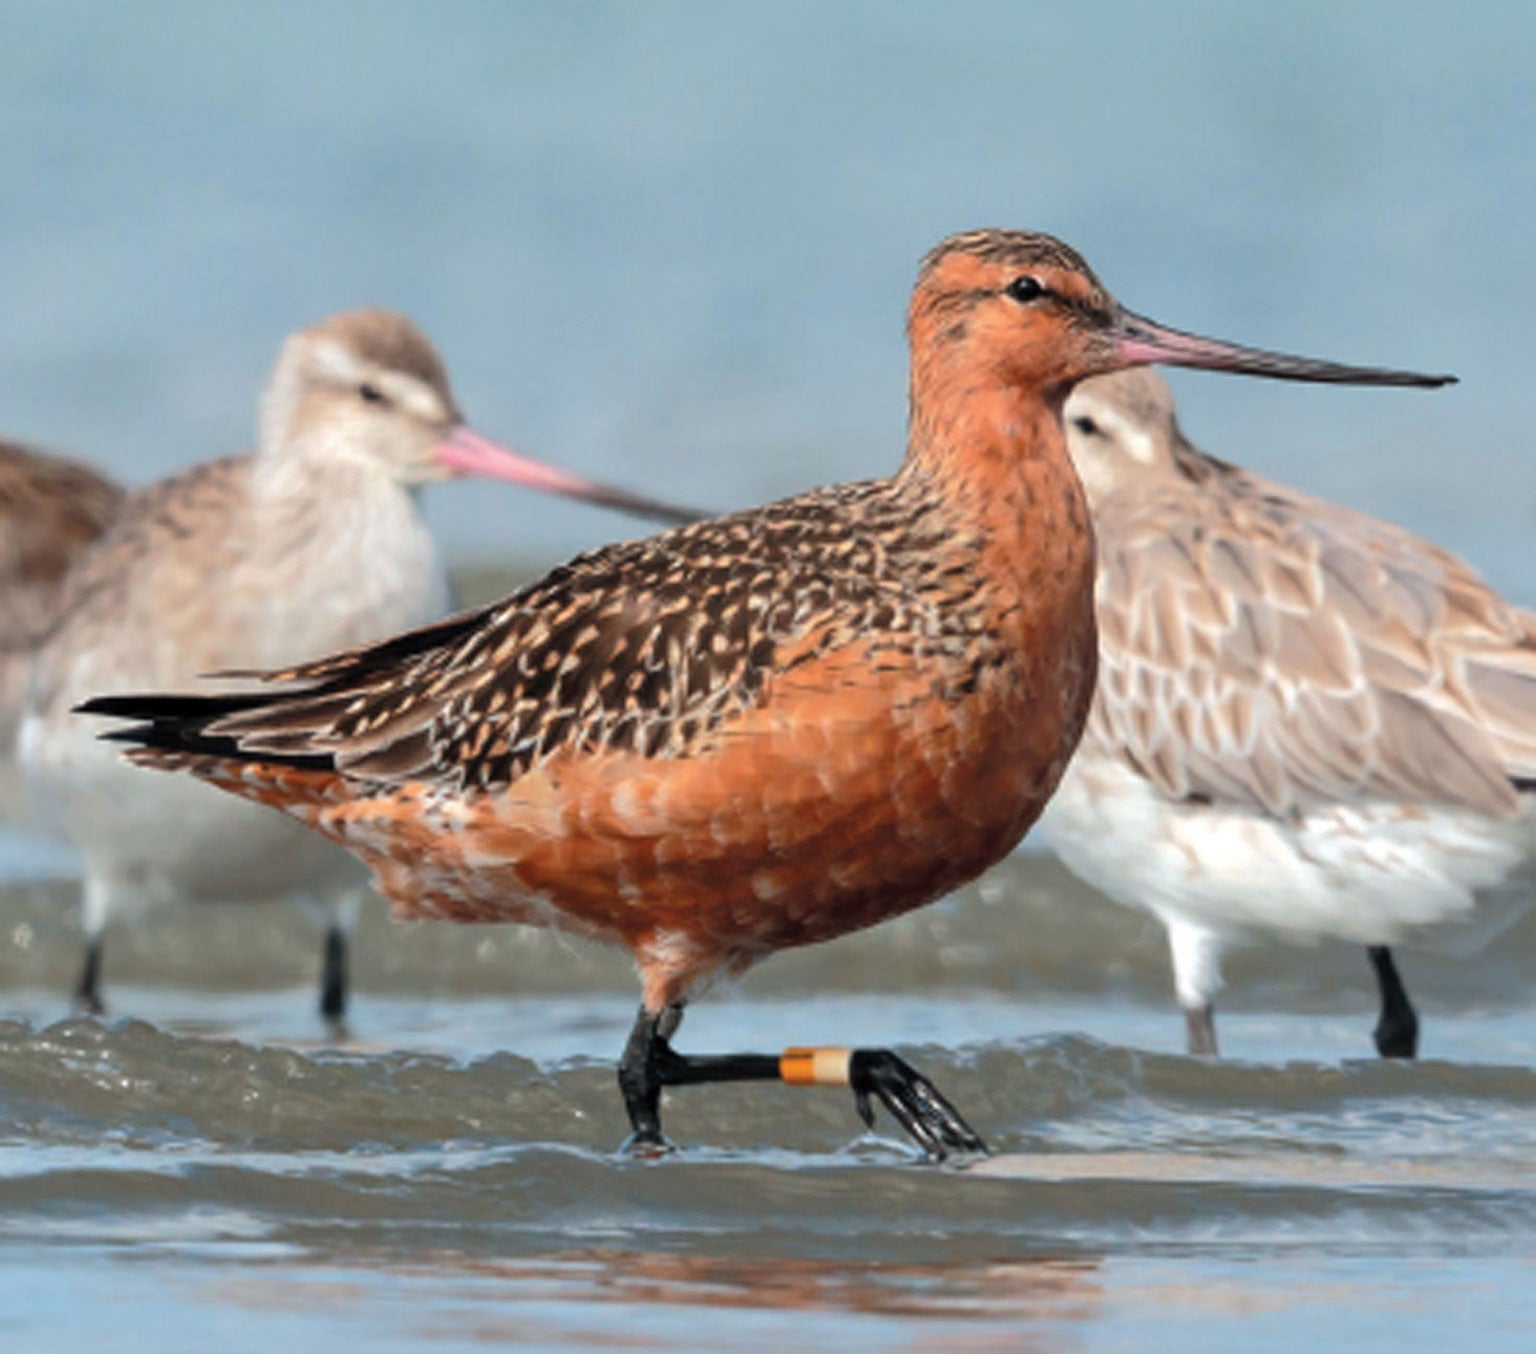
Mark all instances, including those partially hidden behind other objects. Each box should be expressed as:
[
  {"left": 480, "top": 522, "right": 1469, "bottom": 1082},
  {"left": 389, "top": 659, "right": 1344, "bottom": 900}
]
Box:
[
  {"left": 1112, "top": 308, "right": 1456, "bottom": 388},
  {"left": 434, "top": 426, "right": 707, "bottom": 527}
]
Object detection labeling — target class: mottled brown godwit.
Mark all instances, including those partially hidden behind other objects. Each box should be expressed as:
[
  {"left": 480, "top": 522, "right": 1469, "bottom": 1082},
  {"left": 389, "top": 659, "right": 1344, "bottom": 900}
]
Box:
[
  {"left": 0, "top": 442, "right": 123, "bottom": 817},
  {"left": 1041, "top": 368, "right": 1529, "bottom": 1059},
  {"left": 23, "top": 308, "right": 701, "bottom": 1031},
  {"left": 83, "top": 233, "right": 1451, "bottom": 1154}
]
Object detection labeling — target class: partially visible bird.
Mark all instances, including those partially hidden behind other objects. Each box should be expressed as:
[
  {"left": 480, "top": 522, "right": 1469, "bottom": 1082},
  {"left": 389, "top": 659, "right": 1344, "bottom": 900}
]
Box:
[
  {"left": 0, "top": 442, "right": 124, "bottom": 818},
  {"left": 1040, "top": 367, "right": 1532, "bottom": 1058},
  {"left": 84, "top": 234, "right": 1451, "bottom": 1155},
  {"left": 23, "top": 308, "right": 703, "bottom": 1031}
]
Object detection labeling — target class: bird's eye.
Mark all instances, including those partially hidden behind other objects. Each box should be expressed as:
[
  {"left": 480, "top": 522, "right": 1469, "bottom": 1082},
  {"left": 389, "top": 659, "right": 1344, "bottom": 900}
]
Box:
[
  {"left": 1005, "top": 274, "right": 1046, "bottom": 304},
  {"left": 1071, "top": 415, "right": 1100, "bottom": 436},
  {"left": 358, "top": 382, "right": 387, "bottom": 405}
]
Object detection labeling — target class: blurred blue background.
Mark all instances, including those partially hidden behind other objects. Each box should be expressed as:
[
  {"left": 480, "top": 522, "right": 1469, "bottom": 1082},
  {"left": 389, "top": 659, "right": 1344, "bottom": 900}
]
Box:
[
  {"left": 2, "top": 0, "right": 1532, "bottom": 589},
  {"left": 4, "top": 11, "right": 1536, "bottom": 1346}
]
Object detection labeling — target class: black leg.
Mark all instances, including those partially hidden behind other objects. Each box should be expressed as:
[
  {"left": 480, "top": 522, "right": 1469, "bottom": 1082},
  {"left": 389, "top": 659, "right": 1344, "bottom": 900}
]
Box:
[
  {"left": 617, "top": 1003, "right": 682, "bottom": 1149},
  {"left": 1184, "top": 1003, "right": 1218, "bottom": 1057},
  {"left": 1368, "top": 946, "right": 1418, "bottom": 1059},
  {"left": 319, "top": 924, "right": 349, "bottom": 1038},
  {"left": 73, "top": 936, "right": 106, "bottom": 1017},
  {"left": 614, "top": 1003, "right": 987, "bottom": 1160}
]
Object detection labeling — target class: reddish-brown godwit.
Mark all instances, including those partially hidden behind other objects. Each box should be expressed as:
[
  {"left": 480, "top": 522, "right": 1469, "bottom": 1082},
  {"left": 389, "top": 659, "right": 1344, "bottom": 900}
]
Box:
[
  {"left": 0, "top": 442, "right": 124, "bottom": 818},
  {"left": 83, "top": 233, "right": 1451, "bottom": 1155},
  {"left": 23, "top": 308, "right": 702, "bottom": 1031},
  {"left": 1041, "top": 367, "right": 1530, "bottom": 1059}
]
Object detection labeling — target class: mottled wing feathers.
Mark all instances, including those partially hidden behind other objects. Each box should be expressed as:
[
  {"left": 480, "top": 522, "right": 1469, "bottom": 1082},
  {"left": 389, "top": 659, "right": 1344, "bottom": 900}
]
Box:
[
  {"left": 0, "top": 442, "right": 123, "bottom": 652},
  {"left": 112, "top": 480, "right": 977, "bottom": 796},
  {"left": 1089, "top": 460, "right": 1536, "bottom": 817}
]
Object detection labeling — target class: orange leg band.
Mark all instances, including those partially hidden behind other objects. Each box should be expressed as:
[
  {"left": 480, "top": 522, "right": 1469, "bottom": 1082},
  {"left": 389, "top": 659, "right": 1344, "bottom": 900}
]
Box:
[{"left": 779, "top": 1046, "right": 853, "bottom": 1087}]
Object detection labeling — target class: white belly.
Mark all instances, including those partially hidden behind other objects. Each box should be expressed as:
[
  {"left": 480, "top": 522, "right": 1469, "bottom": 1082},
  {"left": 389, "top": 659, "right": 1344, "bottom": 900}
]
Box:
[{"left": 1038, "top": 754, "right": 1536, "bottom": 961}]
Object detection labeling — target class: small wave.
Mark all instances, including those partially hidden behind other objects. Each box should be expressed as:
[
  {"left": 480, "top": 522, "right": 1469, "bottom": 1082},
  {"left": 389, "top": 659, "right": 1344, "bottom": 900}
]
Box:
[{"left": 0, "top": 1019, "right": 1532, "bottom": 1263}]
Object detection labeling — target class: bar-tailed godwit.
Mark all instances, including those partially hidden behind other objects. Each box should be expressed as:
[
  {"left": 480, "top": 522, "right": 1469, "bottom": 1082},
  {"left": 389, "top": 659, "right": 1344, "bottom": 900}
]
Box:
[
  {"left": 0, "top": 443, "right": 123, "bottom": 817},
  {"left": 1040, "top": 368, "right": 1528, "bottom": 1058},
  {"left": 84, "top": 233, "right": 1451, "bottom": 1154},
  {"left": 23, "top": 308, "right": 702, "bottom": 1030}
]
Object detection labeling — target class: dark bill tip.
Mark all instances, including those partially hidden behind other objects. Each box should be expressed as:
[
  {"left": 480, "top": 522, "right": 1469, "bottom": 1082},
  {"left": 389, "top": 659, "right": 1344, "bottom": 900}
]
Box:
[{"left": 1113, "top": 309, "right": 1456, "bottom": 389}]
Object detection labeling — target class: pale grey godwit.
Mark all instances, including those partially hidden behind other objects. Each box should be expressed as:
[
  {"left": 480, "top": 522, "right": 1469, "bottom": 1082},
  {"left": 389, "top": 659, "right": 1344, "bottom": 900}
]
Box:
[
  {"left": 1040, "top": 367, "right": 1531, "bottom": 1058},
  {"left": 0, "top": 442, "right": 124, "bottom": 818},
  {"left": 84, "top": 233, "right": 1451, "bottom": 1155},
  {"left": 23, "top": 308, "right": 702, "bottom": 1031}
]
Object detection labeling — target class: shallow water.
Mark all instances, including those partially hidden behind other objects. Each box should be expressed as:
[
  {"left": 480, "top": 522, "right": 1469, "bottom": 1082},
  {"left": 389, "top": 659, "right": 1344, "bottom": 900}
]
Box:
[
  {"left": 5, "top": 4, "right": 1536, "bottom": 1347},
  {"left": 2, "top": 852, "right": 1534, "bottom": 1350}
]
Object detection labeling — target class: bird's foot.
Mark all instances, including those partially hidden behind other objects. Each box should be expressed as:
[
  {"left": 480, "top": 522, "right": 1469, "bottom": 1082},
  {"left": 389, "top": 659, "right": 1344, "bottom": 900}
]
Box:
[
  {"left": 848, "top": 1049, "right": 988, "bottom": 1161},
  {"left": 619, "top": 1127, "right": 678, "bottom": 1160}
]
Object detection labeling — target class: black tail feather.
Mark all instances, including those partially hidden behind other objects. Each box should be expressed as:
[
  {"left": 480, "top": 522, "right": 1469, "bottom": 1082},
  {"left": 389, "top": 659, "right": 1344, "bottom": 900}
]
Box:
[
  {"left": 74, "top": 600, "right": 502, "bottom": 777},
  {"left": 77, "top": 691, "right": 336, "bottom": 771},
  {"left": 78, "top": 690, "right": 279, "bottom": 724}
]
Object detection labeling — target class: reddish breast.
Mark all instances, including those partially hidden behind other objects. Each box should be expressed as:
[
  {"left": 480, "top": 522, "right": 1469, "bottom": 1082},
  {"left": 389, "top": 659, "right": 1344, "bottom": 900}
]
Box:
[{"left": 301, "top": 444, "right": 1097, "bottom": 1008}]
